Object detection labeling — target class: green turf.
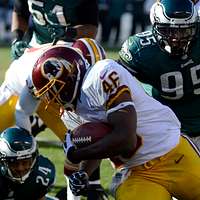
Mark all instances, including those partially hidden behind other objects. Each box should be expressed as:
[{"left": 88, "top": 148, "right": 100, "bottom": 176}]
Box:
[{"left": 0, "top": 46, "right": 117, "bottom": 199}]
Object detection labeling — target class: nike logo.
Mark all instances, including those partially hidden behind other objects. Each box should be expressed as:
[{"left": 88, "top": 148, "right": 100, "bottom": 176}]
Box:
[
  {"left": 100, "top": 70, "right": 108, "bottom": 79},
  {"left": 181, "top": 59, "right": 194, "bottom": 68},
  {"left": 174, "top": 154, "right": 184, "bottom": 164}
]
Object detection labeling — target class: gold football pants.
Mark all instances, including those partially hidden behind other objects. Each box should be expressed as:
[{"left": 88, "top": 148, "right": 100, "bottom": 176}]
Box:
[
  {"left": 0, "top": 95, "right": 18, "bottom": 131},
  {"left": 116, "top": 136, "right": 200, "bottom": 200},
  {"left": 0, "top": 96, "right": 67, "bottom": 141}
]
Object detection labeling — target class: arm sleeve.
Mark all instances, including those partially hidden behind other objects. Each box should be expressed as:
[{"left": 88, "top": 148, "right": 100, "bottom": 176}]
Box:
[{"left": 15, "top": 86, "right": 40, "bottom": 132}]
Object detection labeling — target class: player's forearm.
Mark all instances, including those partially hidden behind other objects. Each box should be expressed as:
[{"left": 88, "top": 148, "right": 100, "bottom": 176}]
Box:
[
  {"left": 15, "top": 87, "right": 40, "bottom": 133},
  {"left": 11, "top": 11, "right": 29, "bottom": 33},
  {"left": 79, "top": 160, "right": 101, "bottom": 176}
]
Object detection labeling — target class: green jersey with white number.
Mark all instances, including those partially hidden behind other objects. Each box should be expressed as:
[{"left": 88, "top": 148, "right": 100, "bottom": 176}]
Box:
[
  {"left": 0, "top": 155, "right": 55, "bottom": 200},
  {"left": 14, "top": 0, "right": 98, "bottom": 44},
  {"left": 119, "top": 30, "right": 200, "bottom": 136}
]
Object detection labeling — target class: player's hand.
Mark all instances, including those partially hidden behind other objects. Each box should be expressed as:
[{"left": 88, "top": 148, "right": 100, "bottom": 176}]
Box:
[
  {"left": 69, "top": 170, "right": 89, "bottom": 196},
  {"left": 47, "top": 24, "right": 77, "bottom": 43},
  {"left": 11, "top": 39, "right": 30, "bottom": 60},
  {"left": 63, "top": 130, "right": 79, "bottom": 164}
]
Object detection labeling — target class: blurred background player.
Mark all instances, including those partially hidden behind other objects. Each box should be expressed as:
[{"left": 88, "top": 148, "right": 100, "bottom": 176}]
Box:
[
  {"left": 0, "top": 126, "right": 56, "bottom": 200},
  {"left": 119, "top": 0, "right": 200, "bottom": 149},
  {"left": 10, "top": 0, "right": 98, "bottom": 60},
  {"left": 30, "top": 45, "right": 200, "bottom": 200},
  {"left": 0, "top": 0, "right": 13, "bottom": 44}
]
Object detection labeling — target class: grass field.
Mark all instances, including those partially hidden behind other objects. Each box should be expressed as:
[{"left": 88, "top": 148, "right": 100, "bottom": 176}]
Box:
[{"left": 0, "top": 46, "right": 119, "bottom": 199}]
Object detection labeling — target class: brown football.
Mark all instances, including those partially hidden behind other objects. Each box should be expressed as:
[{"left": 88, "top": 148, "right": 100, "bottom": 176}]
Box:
[{"left": 72, "top": 122, "right": 112, "bottom": 148}]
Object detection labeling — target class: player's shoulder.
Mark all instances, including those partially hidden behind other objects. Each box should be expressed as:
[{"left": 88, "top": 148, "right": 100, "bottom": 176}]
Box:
[
  {"left": 119, "top": 30, "right": 158, "bottom": 62},
  {"left": 89, "top": 59, "right": 124, "bottom": 78},
  {"left": 32, "top": 155, "right": 56, "bottom": 186},
  {"left": 83, "top": 59, "right": 130, "bottom": 91}
]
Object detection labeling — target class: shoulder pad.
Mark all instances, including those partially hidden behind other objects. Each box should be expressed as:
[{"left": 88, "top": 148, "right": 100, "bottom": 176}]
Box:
[
  {"left": 35, "top": 155, "right": 56, "bottom": 187},
  {"left": 119, "top": 31, "right": 157, "bottom": 63}
]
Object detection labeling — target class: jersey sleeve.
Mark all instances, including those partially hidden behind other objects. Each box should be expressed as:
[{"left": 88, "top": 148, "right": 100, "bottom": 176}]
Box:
[
  {"left": 119, "top": 34, "right": 153, "bottom": 83},
  {"left": 85, "top": 59, "right": 133, "bottom": 112},
  {"left": 33, "top": 155, "right": 56, "bottom": 199},
  {"left": 15, "top": 84, "right": 40, "bottom": 133}
]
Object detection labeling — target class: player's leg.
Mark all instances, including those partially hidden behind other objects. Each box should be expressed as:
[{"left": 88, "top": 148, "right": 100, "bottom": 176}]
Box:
[
  {"left": 171, "top": 135, "right": 200, "bottom": 199},
  {"left": 116, "top": 173, "right": 171, "bottom": 200},
  {"left": 0, "top": 95, "right": 18, "bottom": 131},
  {"left": 87, "top": 167, "right": 108, "bottom": 200},
  {"left": 0, "top": 81, "right": 18, "bottom": 131},
  {"left": 115, "top": 134, "right": 200, "bottom": 200},
  {"left": 36, "top": 100, "right": 67, "bottom": 141}
]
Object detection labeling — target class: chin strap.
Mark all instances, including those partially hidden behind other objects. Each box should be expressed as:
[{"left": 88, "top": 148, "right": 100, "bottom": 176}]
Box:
[{"left": 6, "top": 156, "right": 37, "bottom": 184}]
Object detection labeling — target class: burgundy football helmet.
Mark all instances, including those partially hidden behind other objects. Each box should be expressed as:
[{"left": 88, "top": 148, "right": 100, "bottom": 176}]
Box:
[
  {"left": 72, "top": 38, "right": 106, "bottom": 66},
  {"left": 32, "top": 45, "right": 87, "bottom": 109}
]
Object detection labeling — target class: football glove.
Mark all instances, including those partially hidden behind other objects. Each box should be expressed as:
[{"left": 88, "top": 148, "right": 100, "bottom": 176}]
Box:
[
  {"left": 69, "top": 170, "right": 89, "bottom": 196},
  {"left": 11, "top": 39, "right": 30, "bottom": 60},
  {"left": 47, "top": 24, "right": 77, "bottom": 43},
  {"left": 63, "top": 130, "right": 79, "bottom": 164}
]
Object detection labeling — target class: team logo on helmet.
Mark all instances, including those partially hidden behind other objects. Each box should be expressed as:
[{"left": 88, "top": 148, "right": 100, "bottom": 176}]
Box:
[{"left": 41, "top": 58, "right": 66, "bottom": 80}]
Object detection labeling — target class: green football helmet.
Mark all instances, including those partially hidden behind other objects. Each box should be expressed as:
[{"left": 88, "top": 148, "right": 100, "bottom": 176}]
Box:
[
  {"left": 150, "top": 0, "right": 199, "bottom": 56},
  {"left": 0, "top": 127, "right": 38, "bottom": 183}
]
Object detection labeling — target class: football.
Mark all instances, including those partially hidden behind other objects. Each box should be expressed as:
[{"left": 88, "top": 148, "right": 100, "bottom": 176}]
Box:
[{"left": 72, "top": 122, "right": 112, "bottom": 148}]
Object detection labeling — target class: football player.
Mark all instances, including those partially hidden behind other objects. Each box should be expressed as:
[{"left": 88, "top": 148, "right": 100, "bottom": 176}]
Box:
[
  {"left": 30, "top": 45, "right": 200, "bottom": 200},
  {"left": 119, "top": 0, "right": 200, "bottom": 149},
  {"left": 11, "top": 0, "right": 98, "bottom": 60},
  {"left": 0, "top": 126, "right": 56, "bottom": 199},
  {"left": 0, "top": 38, "right": 107, "bottom": 200}
]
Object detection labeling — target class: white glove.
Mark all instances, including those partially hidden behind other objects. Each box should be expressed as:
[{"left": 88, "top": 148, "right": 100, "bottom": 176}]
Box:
[{"left": 63, "top": 130, "right": 79, "bottom": 164}]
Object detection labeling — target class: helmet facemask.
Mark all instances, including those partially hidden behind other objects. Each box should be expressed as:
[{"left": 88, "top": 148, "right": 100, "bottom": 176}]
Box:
[
  {"left": 5, "top": 154, "right": 37, "bottom": 183},
  {"left": 32, "top": 46, "right": 87, "bottom": 112},
  {"left": 153, "top": 23, "right": 198, "bottom": 56},
  {"left": 151, "top": 0, "right": 199, "bottom": 57}
]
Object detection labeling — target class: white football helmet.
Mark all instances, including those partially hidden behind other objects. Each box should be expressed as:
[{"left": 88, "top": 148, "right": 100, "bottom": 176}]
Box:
[{"left": 150, "top": 0, "right": 199, "bottom": 56}]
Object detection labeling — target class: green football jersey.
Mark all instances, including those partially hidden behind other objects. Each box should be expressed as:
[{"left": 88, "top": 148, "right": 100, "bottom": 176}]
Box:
[
  {"left": 119, "top": 30, "right": 200, "bottom": 136},
  {"left": 15, "top": 0, "right": 98, "bottom": 44},
  {"left": 0, "top": 155, "right": 56, "bottom": 200}
]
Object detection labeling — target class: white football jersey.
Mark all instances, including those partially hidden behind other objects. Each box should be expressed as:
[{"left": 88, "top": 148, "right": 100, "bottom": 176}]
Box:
[
  {"left": 63, "top": 59, "right": 181, "bottom": 167},
  {"left": 2, "top": 44, "right": 50, "bottom": 98},
  {"left": 2, "top": 42, "right": 73, "bottom": 97},
  {"left": 195, "top": 0, "right": 200, "bottom": 17}
]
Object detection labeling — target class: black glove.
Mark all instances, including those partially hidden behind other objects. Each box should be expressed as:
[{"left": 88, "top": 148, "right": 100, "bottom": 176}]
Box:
[
  {"left": 69, "top": 170, "right": 89, "bottom": 196},
  {"left": 47, "top": 24, "right": 77, "bottom": 43}
]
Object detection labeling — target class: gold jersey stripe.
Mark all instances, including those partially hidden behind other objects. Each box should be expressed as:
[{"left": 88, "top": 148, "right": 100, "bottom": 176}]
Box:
[
  {"left": 106, "top": 86, "right": 131, "bottom": 109},
  {"left": 85, "top": 38, "right": 100, "bottom": 62}
]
